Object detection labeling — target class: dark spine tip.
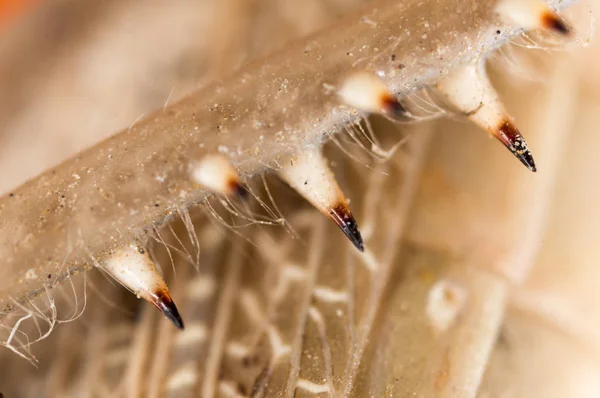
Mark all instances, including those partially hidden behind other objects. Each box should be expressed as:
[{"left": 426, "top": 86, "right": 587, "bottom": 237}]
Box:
[
  {"left": 228, "top": 180, "right": 248, "bottom": 199},
  {"left": 381, "top": 95, "right": 408, "bottom": 120},
  {"left": 542, "top": 12, "right": 570, "bottom": 35},
  {"left": 496, "top": 121, "right": 537, "bottom": 172},
  {"left": 330, "top": 204, "right": 365, "bottom": 252},
  {"left": 154, "top": 290, "right": 185, "bottom": 329}
]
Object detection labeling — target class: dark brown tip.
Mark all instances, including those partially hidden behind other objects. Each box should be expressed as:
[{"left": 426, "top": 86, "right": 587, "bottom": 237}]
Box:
[
  {"left": 381, "top": 94, "right": 408, "bottom": 120},
  {"left": 496, "top": 121, "right": 537, "bottom": 172},
  {"left": 329, "top": 203, "right": 364, "bottom": 252},
  {"left": 227, "top": 179, "right": 248, "bottom": 199},
  {"left": 153, "top": 290, "right": 185, "bottom": 329},
  {"left": 541, "top": 11, "right": 570, "bottom": 35}
]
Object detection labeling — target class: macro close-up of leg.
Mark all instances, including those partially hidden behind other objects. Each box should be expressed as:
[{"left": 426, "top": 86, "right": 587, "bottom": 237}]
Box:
[{"left": 0, "top": 0, "right": 599, "bottom": 397}]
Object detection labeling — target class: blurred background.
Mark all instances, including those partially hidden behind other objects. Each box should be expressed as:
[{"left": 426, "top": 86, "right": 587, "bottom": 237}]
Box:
[{"left": 0, "top": 0, "right": 599, "bottom": 397}]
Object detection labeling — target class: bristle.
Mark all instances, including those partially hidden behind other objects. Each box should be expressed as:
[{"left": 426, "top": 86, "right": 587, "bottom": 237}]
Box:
[
  {"left": 278, "top": 150, "right": 364, "bottom": 251},
  {"left": 102, "top": 244, "right": 185, "bottom": 329},
  {"left": 338, "top": 70, "right": 407, "bottom": 120},
  {"left": 495, "top": 0, "right": 571, "bottom": 35},
  {"left": 191, "top": 154, "right": 245, "bottom": 197},
  {"left": 436, "top": 62, "right": 536, "bottom": 172}
]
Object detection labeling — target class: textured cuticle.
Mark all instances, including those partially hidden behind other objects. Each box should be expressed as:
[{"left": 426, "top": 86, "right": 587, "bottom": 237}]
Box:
[{"left": 0, "top": 0, "right": 576, "bottom": 313}]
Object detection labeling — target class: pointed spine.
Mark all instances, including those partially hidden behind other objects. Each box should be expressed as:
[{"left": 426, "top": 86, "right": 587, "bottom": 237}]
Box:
[
  {"left": 191, "top": 154, "right": 246, "bottom": 197},
  {"left": 495, "top": 0, "right": 571, "bottom": 35},
  {"left": 436, "top": 61, "right": 536, "bottom": 171},
  {"left": 337, "top": 70, "right": 408, "bottom": 120},
  {"left": 102, "top": 244, "right": 184, "bottom": 329},
  {"left": 278, "top": 150, "right": 364, "bottom": 251}
]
